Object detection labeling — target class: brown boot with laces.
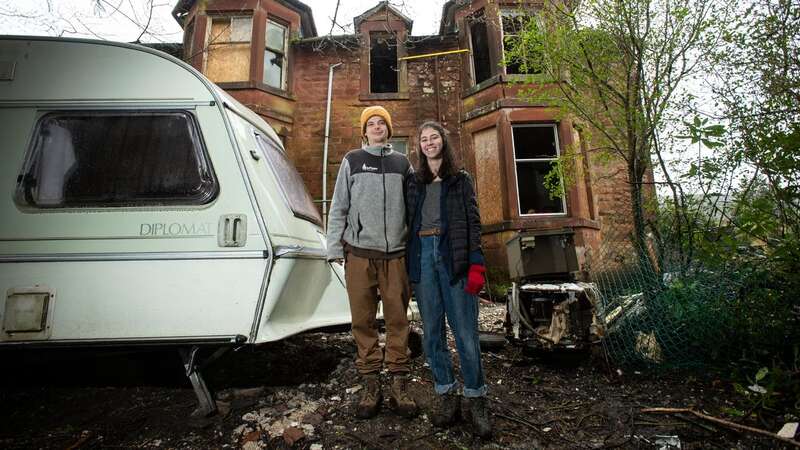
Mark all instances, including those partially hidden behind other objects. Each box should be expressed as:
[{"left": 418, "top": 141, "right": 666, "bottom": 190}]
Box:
[
  {"left": 388, "top": 374, "right": 418, "bottom": 418},
  {"left": 354, "top": 373, "right": 382, "bottom": 419}
]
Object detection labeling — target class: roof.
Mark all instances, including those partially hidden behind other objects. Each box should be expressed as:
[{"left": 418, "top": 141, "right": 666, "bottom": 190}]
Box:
[
  {"left": 0, "top": 35, "right": 283, "bottom": 147},
  {"left": 353, "top": 1, "right": 413, "bottom": 30},
  {"left": 0, "top": 35, "right": 213, "bottom": 103},
  {"left": 171, "top": 0, "right": 318, "bottom": 38},
  {"left": 294, "top": 34, "right": 359, "bottom": 48}
]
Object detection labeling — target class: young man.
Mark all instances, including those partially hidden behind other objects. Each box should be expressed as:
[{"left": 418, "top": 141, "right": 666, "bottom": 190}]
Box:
[{"left": 326, "top": 106, "right": 417, "bottom": 419}]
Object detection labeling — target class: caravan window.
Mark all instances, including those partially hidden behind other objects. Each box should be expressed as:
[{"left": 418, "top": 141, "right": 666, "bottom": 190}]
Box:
[
  {"left": 254, "top": 133, "right": 322, "bottom": 226},
  {"left": 15, "top": 111, "right": 218, "bottom": 208}
]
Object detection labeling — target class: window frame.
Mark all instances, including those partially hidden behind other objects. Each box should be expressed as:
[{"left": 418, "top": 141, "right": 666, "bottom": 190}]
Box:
[
  {"left": 369, "top": 32, "right": 399, "bottom": 94},
  {"left": 500, "top": 8, "right": 543, "bottom": 76},
  {"left": 208, "top": 15, "right": 253, "bottom": 45},
  {"left": 264, "top": 17, "right": 289, "bottom": 91},
  {"left": 388, "top": 137, "right": 408, "bottom": 155},
  {"left": 206, "top": 15, "right": 254, "bottom": 83},
  {"left": 14, "top": 109, "right": 219, "bottom": 211},
  {"left": 467, "top": 10, "right": 493, "bottom": 85},
  {"left": 510, "top": 123, "right": 568, "bottom": 217}
]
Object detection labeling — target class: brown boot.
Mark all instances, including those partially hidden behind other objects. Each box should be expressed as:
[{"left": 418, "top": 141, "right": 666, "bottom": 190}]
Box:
[
  {"left": 388, "top": 374, "right": 418, "bottom": 418},
  {"left": 354, "top": 374, "right": 382, "bottom": 419},
  {"left": 466, "top": 396, "right": 492, "bottom": 439},
  {"left": 431, "top": 391, "right": 460, "bottom": 427}
]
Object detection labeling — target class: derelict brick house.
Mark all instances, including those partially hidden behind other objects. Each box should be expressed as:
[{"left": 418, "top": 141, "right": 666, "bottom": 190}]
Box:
[{"left": 171, "top": 0, "right": 640, "bottom": 275}]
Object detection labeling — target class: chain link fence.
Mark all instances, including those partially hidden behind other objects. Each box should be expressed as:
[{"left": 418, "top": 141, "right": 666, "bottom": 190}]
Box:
[{"left": 589, "top": 225, "right": 745, "bottom": 369}]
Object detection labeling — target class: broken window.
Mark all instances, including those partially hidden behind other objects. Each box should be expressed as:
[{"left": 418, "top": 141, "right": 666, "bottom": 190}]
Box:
[
  {"left": 468, "top": 11, "right": 492, "bottom": 85},
  {"left": 15, "top": 111, "right": 218, "bottom": 208},
  {"left": 370, "top": 33, "right": 398, "bottom": 93},
  {"left": 264, "top": 19, "right": 288, "bottom": 90},
  {"left": 502, "top": 10, "right": 541, "bottom": 75},
  {"left": 511, "top": 124, "right": 566, "bottom": 215},
  {"left": 206, "top": 16, "right": 252, "bottom": 82}
]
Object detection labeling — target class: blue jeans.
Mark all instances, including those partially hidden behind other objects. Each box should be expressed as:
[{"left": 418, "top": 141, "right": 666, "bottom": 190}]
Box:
[{"left": 415, "top": 235, "right": 487, "bottom": 397}]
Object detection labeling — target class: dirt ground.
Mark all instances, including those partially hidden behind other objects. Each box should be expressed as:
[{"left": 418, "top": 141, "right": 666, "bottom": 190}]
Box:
[{"left": 0, "top": 303, "right": 793, "bottom": 449}]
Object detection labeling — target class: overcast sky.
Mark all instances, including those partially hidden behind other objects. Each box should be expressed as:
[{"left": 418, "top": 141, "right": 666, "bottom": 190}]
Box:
[{"left": 0, "top": 0, "right": 448, "bottom": 43}]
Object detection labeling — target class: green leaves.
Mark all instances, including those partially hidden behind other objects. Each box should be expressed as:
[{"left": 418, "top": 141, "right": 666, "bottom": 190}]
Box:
[
  {"left": 755, "top": 367, "right": 769, "bottom": 382},
  {"left": 677, "top": 115, "right": 726, "bottom": 148}
]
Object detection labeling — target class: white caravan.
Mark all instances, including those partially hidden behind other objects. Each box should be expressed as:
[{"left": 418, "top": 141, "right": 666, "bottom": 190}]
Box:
[{"left": 0, "top": 36, "right": 350, "bottom": 414}]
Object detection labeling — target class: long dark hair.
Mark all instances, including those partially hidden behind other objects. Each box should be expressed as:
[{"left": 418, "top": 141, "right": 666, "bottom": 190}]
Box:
[{"left": 416, "top": 121, "right": 459, "bottom": 184}]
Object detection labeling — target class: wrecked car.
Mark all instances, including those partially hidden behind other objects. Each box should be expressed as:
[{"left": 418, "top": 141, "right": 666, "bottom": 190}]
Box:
[{"left": 504, "top": 229, "right": 604, "bottom": 350}]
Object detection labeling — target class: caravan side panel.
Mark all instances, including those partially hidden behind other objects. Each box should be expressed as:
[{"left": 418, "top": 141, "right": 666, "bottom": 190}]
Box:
[{"left": 0, "top": 39, "right": 270, "bottom": 345}]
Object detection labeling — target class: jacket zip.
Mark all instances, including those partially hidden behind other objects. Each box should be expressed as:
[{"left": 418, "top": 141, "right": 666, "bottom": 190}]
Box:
[{"left": 381, "top": 146, "right": 389, "bottom": 253}]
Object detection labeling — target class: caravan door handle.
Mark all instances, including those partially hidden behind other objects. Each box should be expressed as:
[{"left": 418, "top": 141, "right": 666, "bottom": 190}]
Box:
[
  {"left": 249, "top": 149, "right": 261, "bottom": 161},
  {"left": 218, "top": 214, "right": 247, "bottom": 247}
]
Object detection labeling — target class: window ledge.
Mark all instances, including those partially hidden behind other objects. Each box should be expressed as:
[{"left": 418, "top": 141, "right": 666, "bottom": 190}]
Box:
[
  {"left": 502, "top": 73, "right": 558, "bottom": 85},
  {"left": 359, "top": 92, "right": 410, "bottom": 101},
  {"left": 481, "top": 217, "right": 601, "bottom": 234},
  {"left": 216, "top": 81, "right": 295, "bottom": 101},
  {"left": 463, "top": 74, "right": 502, "bottom": 98},
  {"left": 462, "top": 73, "right": 559, "bottom": 99}
]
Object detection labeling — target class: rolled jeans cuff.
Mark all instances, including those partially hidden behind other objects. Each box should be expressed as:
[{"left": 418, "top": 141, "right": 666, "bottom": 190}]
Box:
[
  {"left": 434, "top": 380, "right": 457, "bottom": 395},
  {"left": 463, "top": 384, "right": 488, "bottom": 398}
]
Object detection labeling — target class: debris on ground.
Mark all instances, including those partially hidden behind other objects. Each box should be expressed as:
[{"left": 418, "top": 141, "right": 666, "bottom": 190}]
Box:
[{"left": 0, "top": 303, "right": 793, "bottom": 449}]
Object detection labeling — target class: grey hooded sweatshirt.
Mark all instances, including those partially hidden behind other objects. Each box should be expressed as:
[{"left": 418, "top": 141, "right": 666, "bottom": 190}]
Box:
[{"left": 326, "top": 144, "right": 413, "bottom": 260}]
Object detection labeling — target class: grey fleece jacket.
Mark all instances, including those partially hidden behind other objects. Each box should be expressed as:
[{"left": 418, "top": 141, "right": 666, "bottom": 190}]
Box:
[{"left": 326, "top": 144, "right": 413, "bottom": 260}]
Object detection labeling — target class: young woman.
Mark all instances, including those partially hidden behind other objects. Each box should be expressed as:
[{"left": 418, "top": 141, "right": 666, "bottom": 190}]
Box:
[{"left": 405, "top": 121, "right": 491, "bottom": 438}]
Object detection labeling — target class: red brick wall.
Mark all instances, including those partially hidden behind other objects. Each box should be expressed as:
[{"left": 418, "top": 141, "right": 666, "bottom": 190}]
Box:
[{"left": 289, "top": 40, "right": 463, "bottom": 205}]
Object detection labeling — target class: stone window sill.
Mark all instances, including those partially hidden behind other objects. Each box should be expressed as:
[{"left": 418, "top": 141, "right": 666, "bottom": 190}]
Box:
[
  {"left": 359, "top": 92, "right": 410, "bottom": 101},
  {"left": 216, "top": 81, "right": 295, "bottom": 101}
]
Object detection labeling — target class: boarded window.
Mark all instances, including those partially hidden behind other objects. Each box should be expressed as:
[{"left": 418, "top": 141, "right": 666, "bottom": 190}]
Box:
[
  {"left": 370, "top": 33, "right": 398, "bottom": 93},
  {"left": 264, "top": 19, "right": 288, "bottom": 90},
  {"left": 511, "top": 124, "right": 566, "bottom": 215},
  {"left": 254, "top": 133, "right": 321, "bottom": 226},
  {"left": 469, "top": 12, "right": 492, "bottom": 84},
  {"left": 15, "top": 111, "right": 217, "bottom": 208},
  {"left": 206, "top": 16, "right": 252, "bottom": 82},
  {"left": 502, "top": 10, "right": 541, "bottom": 75}
]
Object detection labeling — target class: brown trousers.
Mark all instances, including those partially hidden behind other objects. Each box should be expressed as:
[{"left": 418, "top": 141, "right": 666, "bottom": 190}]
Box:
[{"left": 344, "top": 252, "right": 411, "bottom": 375}]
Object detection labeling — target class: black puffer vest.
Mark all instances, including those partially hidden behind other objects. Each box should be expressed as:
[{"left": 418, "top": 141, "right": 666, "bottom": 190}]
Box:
[{"left": 406, "top": 170, "right": 484, "bottom": 284}]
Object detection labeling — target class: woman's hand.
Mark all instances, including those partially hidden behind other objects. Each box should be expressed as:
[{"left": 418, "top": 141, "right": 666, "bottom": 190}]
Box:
[{"left": 464, "top": 264, "right": 486, "bottom": 295}]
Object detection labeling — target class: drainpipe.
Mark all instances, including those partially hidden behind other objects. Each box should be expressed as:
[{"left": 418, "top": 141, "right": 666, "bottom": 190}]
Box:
[{"left": 322, "top": 62, "right": 343, "bottom": 230}]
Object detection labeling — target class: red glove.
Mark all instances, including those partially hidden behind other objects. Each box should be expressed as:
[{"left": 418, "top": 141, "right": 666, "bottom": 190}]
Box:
[{"left": 464, "top": 264, "right": 486, "bottom": 295}]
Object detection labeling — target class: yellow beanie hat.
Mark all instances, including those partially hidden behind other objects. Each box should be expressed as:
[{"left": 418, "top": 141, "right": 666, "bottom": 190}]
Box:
[{"left": 360, "top": 106, "right": 393, "bottom": 139}]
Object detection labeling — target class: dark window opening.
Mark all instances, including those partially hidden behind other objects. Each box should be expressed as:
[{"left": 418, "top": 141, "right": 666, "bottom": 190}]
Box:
[
  {"left": 16, "top": 111, "right": 217, "bottom": 208},
  {"left": 370, "top": 34, "right": 398, "bottom": 93},
  {"left": 502, "top": 11, "right": 542, "bottom": 75},
  {"left": 469, "top": 15, "right": 492, "bottom": 84},
  {"left": 512, "top": 124, "right": 565, "bottom": 215}
]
